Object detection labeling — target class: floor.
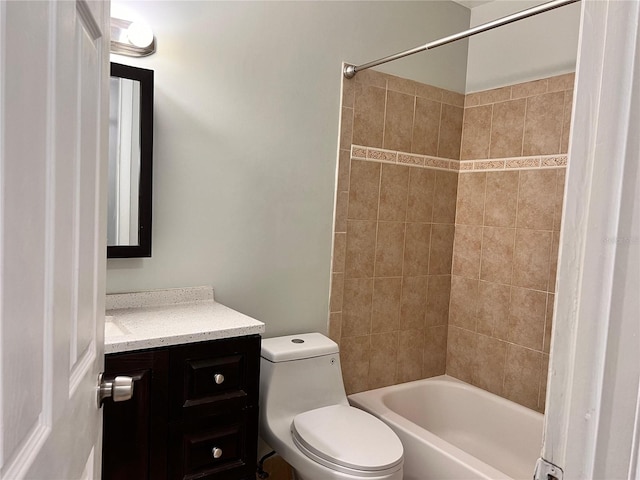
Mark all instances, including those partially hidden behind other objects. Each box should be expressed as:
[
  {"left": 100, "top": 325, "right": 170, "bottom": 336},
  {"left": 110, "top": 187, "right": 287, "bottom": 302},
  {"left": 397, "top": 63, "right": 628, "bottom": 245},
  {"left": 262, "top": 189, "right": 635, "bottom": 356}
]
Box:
[{"left": 256, "top": 454, "right": 294, "bottom": 480}]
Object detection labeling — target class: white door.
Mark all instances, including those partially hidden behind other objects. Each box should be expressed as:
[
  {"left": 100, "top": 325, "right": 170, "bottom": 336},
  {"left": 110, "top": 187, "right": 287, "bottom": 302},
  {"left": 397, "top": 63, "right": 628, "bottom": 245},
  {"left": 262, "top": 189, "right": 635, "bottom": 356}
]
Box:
[
  {"left": 0, "top": 0, "right": 109, "bottom": 478},
  {"left": 540, "top": 0, "right": 640, "bottom": 478}
]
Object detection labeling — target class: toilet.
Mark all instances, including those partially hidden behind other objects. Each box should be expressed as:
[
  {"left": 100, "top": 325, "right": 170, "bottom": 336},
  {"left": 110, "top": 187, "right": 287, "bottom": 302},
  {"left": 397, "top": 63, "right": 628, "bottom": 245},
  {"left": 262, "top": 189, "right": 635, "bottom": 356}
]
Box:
[{"left": 259, "top": 333, "right": 404, "bottom": 480}]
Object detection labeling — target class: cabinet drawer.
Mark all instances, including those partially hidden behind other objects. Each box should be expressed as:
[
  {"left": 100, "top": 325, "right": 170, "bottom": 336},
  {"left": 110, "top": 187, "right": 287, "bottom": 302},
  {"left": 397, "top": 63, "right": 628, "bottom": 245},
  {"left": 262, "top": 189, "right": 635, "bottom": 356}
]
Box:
[
  {"left": 169, "top": 412, "right": 255, "bottom": 480},
  {"left": 170, "top": 335, "right": 260, "bottom": 418},
  {"left": 183, "top": 425, "right": 243, "bottom": 477},
  {"left": 186, "top": 354, "right": 244, "bottom": 403}
]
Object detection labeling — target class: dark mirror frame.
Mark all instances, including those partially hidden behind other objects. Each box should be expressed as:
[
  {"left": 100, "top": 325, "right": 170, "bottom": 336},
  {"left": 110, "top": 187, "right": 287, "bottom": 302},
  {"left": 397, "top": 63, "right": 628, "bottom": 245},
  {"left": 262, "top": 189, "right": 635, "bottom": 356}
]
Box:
[{"left": 107, "top": 62, "right": 154, "bottom": 258}]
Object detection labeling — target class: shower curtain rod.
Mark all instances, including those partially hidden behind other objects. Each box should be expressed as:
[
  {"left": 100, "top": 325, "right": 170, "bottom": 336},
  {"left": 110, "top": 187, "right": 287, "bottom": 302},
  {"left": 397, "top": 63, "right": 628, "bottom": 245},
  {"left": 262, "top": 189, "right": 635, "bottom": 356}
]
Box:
[{"left": 343, "top": 0, "right": 580, "bottom": 79}]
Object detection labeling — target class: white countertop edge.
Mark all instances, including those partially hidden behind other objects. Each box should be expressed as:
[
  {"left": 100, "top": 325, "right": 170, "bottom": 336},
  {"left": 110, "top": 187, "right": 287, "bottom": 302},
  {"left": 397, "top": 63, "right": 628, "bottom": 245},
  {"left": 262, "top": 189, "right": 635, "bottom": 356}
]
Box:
[{"left": 105, "top": 323, "right": 265, "bottom": 354}]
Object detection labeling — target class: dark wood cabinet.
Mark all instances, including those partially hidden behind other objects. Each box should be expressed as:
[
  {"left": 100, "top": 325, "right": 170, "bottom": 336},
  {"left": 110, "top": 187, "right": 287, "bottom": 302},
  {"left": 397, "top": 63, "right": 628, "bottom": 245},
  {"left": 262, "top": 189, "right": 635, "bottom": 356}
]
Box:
[
  {"left": 103, "top": 349, "right": 169, "bottom": 480},
  {"left": 102, "top": 335, "right": 260, "bottom": 480}
]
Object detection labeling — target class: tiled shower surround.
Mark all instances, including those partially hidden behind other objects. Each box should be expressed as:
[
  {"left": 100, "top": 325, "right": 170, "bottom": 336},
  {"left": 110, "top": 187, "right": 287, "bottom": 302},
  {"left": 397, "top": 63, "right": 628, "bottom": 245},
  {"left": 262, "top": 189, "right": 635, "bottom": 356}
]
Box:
[{"left": 329, "top": 68, "right": 574, "bottom": 413}]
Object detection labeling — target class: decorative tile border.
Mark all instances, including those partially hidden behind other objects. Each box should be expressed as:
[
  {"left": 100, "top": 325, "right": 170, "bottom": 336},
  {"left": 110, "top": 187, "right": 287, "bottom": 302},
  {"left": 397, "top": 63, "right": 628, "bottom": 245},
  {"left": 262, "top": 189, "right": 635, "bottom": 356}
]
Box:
[
  {"left": 368, "top": 148, "right": 397, "bottom": 162},
  {"left": 463, "top": 155, "right": 568, "bottom": 171},
  {"left": 351, "top": 145, "right": 458, "bottom": 172},
  {"left": 350, "top": 145, "right": 567, "bottom": 172}
]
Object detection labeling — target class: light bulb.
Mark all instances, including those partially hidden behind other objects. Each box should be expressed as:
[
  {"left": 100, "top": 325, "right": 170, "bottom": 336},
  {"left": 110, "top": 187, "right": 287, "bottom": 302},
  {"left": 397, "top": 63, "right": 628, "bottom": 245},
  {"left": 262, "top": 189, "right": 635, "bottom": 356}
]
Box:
[{"left": 127, "top": 22, "right": 153, "bottom": 48}]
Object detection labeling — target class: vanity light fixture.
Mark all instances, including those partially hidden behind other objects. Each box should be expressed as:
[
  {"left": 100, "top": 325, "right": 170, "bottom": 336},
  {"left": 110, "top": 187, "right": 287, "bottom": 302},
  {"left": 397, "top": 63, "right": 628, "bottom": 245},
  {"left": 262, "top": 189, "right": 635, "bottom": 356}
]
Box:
[{"left": 111, "top": 17, "right": 156, "bottom": 57}]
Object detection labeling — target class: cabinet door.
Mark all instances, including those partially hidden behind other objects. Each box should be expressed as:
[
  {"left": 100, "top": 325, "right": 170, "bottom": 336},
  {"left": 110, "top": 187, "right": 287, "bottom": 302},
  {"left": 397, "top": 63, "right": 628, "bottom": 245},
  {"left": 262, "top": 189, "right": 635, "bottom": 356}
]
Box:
[{"left": 103, "top": 350, "right": 169, "bottom": 480}]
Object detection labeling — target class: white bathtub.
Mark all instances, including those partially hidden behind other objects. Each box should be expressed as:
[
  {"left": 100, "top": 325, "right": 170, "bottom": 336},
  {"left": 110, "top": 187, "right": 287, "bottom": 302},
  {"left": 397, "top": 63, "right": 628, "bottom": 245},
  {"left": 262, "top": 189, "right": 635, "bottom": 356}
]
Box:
[{"left": 349, "top": 375, "right": 543, "bottom": 480}]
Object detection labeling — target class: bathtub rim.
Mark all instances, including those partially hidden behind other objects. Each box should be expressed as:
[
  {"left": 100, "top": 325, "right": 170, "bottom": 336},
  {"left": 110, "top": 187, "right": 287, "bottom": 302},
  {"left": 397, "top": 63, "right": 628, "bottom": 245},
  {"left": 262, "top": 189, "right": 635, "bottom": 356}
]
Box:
[{"left": 348, "top": 375, "right": 544, "bottom": 480}]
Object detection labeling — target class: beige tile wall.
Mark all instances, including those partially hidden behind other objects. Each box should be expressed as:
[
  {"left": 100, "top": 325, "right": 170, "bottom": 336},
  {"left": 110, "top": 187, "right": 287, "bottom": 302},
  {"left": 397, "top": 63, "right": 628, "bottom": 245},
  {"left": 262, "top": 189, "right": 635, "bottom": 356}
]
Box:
[
  {"left": 448, "top": 168, "right": 565, "bottom": 412},
  {"left": 447, "top": 73, "right": 573, "bottom": 413},
  {"left": 461, "top": 73, "right": 574, "bottom": 160},
  {"left": 330, "top": 69, "right": 574, "bottom": 412},
  {"left": 341, "top": 69, "right": 465, "bottom": 158},
  {"left": 331, "top": 69, "right": 462, "bottom": 394},
  {"left": 333, "top": 161, "right": 459, "bottom": 394}
]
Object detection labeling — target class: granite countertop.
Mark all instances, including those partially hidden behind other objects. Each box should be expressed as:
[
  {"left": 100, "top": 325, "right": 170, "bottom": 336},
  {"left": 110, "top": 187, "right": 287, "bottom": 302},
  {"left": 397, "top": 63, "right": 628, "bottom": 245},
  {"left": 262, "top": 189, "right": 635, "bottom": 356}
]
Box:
[{"left": 105, "top": 286, "right": 265, "bottom": 354}]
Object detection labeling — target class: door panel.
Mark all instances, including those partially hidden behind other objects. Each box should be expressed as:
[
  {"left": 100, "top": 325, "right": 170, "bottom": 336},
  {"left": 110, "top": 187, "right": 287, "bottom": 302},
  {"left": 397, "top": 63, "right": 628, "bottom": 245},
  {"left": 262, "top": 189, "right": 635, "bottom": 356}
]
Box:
[
  {"left": 70, "top": 0, "right": 102, "bottom": 392},
  {"left": 1, "top": 0, "right": 53, "bottom": 475},
  {"left": 0, "top": 0, "right": 109, "bottom": 478}
]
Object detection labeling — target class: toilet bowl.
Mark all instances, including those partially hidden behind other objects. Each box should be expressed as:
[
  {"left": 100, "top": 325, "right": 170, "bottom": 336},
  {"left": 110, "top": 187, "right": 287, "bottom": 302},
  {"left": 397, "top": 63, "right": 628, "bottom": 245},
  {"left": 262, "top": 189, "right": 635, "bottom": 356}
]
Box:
[{"left": 258, "top": 333, "right": 403, "bottom": 480}]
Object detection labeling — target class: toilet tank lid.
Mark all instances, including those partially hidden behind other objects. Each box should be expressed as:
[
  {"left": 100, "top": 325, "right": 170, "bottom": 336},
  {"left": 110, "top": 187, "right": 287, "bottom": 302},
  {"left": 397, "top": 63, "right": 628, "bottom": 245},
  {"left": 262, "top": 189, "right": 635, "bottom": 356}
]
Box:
[{"left": 261, "top": 333, "right": 339, "bottom": 362}]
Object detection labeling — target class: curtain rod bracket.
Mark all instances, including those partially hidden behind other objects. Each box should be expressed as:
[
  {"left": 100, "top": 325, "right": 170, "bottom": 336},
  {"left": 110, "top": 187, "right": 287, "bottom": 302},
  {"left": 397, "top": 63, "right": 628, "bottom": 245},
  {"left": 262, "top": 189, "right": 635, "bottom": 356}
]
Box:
[{"left": 343, "top": 64, "right": 356, "bottom": 79}]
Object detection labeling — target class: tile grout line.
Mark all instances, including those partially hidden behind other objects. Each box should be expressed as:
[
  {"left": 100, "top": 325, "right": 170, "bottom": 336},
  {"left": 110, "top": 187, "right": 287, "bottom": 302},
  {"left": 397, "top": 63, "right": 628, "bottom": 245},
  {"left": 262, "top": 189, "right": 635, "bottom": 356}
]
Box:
[
  {"left": 381, "top": 80, "right": 388, "bottom": 151},
  {"left": 435, "top": 102, "right": 444, "bottom": 159},
  {"left": 449, "top": 324, "right": 539, "bottom": 349},
  {"left": 476, "top": 172, "right": 489, "bottom": 341},
  {"left": 502, "top": 170, "right": 522, "bottom": 394},
  {"left": 330, "top": 94, "right": 356, "bottom": 338},
  {"left": 521, "top": 98, "right": 529, "bottom": 157},
  {"left": 394, "top": 163, "right": 413, "bottom": 384},
  {"left": 335, "top": 75, "right": 354, "bottom": 344},
  {"left": 541, "top": 169, "right": 562, "bottom": 359},
  {"left": 559, "top": 91, "right": 567, "bottom": 155},
  {"left": 372, "top": 159, "right": 388, "bottom": 386},
  {"left": 368, "top": 161, "right": 383, "bottom": 357},
  {"left": 538, "top": 293, "right": 550, "bottom": 410},
  {"left": 450, "top": 271, "right": 556, "bottom": 296},
  {"left": 536, "top": 349, "right": 545, "bottom": 412},
  {"left": 487, "top": 104, "right": 495, "bottom": 160},
  {"left": 459, "top": 105, "right": 468, "bottom": 161},
  {"left": 422, "top": 168, "right": 440, "bottom": 378},
  {"left": 496, "top": 328, "right": 509, "bottom": 397},
  {"left": 410, "top": 94, "right": 417, "bottom": 155}
]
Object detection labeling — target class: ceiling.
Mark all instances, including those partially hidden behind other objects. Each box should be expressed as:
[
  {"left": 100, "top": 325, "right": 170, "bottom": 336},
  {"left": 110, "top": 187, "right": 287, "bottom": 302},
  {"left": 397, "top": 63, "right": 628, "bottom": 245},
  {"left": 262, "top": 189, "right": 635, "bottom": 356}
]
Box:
[{"left": 451, "top": 0, "right": 494, "bottom": 9}]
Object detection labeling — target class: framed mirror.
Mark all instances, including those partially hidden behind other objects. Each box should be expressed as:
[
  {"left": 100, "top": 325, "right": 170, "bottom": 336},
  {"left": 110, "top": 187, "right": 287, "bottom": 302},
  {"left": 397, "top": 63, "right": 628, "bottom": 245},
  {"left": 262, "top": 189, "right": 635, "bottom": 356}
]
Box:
[{"left": 107, "top": 63, "right": 153, "bottom": 258}]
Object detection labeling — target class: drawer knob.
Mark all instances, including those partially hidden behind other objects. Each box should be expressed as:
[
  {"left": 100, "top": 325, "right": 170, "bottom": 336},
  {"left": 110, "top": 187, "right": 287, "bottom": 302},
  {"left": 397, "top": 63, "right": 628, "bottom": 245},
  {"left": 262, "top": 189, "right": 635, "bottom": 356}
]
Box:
[
  {"left": 213, "top": 373, "right": 225, "bottom": 385},
  {"left": 212, "top": 447, "right": 223, "bottom": 459}
]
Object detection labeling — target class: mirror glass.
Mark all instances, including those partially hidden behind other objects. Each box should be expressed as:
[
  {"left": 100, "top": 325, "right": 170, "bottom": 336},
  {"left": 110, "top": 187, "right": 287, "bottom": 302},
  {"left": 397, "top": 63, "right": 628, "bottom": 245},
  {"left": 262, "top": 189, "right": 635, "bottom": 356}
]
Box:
[{"left": 107, "top": 63, "right": 153, "bottom": 258}]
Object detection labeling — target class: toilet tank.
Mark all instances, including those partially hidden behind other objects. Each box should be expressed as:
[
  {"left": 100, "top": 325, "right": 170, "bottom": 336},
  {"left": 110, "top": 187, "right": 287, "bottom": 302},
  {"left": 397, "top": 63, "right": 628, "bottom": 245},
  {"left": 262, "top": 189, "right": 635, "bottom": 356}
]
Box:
[{"left": 260, "top": 333, "right": 349, "bottom": 420}]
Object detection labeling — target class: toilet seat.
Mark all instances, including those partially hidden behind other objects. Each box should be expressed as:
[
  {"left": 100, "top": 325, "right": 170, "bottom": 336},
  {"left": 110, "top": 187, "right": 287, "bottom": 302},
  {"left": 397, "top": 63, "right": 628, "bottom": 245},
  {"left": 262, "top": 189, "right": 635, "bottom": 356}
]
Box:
[{"left": 291, "top": 405, "right": 403, "bottom": 477}]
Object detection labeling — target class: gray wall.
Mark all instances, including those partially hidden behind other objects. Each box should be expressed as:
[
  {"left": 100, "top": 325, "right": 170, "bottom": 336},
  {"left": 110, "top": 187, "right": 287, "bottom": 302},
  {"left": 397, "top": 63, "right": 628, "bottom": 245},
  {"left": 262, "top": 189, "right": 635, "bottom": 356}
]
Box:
[
  {"left": 466, "top": 0, "right": 580, "bottom": 92},
  {"left": 107, "top": 1, "right": 470, "bottom": 337}
]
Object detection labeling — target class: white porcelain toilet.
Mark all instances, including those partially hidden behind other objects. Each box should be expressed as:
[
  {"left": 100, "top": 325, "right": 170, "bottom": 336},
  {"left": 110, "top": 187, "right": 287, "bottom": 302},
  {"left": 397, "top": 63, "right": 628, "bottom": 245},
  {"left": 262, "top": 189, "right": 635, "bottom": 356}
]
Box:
[{"left": 259, "top": 333, "right": 404, "bottom": 480}]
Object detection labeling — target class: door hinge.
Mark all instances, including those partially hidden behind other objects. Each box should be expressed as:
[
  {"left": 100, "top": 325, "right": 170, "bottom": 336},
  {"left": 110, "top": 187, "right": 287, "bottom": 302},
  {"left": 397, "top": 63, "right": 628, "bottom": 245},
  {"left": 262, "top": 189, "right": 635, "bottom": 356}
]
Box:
[{"left": 534, "top": 457, "right": 564, "bottom": 480}]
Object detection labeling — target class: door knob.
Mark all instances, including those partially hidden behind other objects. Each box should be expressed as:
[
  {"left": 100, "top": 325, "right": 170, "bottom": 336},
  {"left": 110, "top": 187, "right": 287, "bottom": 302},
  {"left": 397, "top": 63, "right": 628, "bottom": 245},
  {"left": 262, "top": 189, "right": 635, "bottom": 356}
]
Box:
[{"left": 98, "top": 373, "right": 134, "bottom": 407}]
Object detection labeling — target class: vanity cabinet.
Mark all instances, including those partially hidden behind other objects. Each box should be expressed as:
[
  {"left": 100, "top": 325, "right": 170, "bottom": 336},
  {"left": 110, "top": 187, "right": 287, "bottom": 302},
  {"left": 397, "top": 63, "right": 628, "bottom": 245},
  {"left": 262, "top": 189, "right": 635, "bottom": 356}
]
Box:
[{"left": 102, "top": 334, "right": 261, "bottom": 480}]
